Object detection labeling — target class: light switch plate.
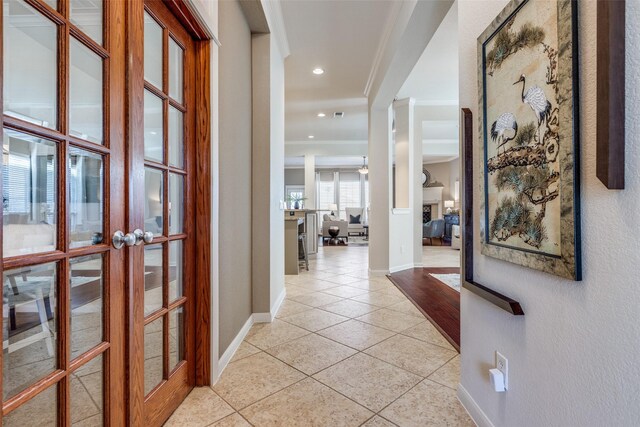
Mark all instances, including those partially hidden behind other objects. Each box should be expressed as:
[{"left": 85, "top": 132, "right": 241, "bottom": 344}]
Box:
[{"left": 496, "top": 351, "right": 508, "bottom": 390}]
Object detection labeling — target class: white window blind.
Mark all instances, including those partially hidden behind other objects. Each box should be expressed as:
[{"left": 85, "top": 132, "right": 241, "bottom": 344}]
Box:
[
  {"left": 3, "top": 154, "right": 30, "bottom": 214},
  {"left": 316, "top": 172, "right": 335, "bottom": 210},
  {"left": 338, "top": 172, "right": 361, "bottom": 218}
]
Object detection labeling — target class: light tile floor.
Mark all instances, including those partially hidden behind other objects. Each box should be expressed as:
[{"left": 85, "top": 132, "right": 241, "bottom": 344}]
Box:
[
  {"left": 422, "top": 245, "right": 461, "bottom": 268},
  {"left": 167, "top": 244, "right": 473, "bottom": 426}
]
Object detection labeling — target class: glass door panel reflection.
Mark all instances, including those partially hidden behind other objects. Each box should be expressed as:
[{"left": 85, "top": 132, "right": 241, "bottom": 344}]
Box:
[
  {"left": 168, "top": 240, "right": 182, "bottom": 301},
  {"left": 2, "top": 129, "right": 57, "bottom": 258},
  {"left": 70, "top": 0, "right": 103, "bottom": 45},
  {"left": 169, "top": 173, "right": 183, "bottom": 235},
  {"left": 70, "top": 354, "right": 104, "bottom": 426},
  {"left": 144, "top": 11, "right": 163, "bottom": 89},
  {"left": 144, "top": 168, "right": 164, "bottom": 236},
  {"left": 70, "top": 254, "right": 104, "bottom": 358},
  {"left": 168, "top": 306, "right": 184, "bottom": 372},
  {"left": 70, "top": 38, "right": 104, "bottom": 144},
  {"left": 144, "top": 317, "right": 164, "bottom": 395},
  {"left": 4, "top": 384, "right": 57, "bottom": 427},
  {"left": 2, "top": 263, "right": 57, "bottom": 400},
  {"left": 168, "top": 38, "right": 183, "bottom": 103},
  {"left": 69, "top": 147, "right": 104, "bottom": 248},
  {"left": 144, "top": 244, "right": 163, "bottom": 316},
  {"left": 168, "top": 106, "right": 183, "bottom": 168},
  {"left": 3, "top": 0, "right": 58, "bottom": 129},
  {"left": 144, "top": 90, "right": 164, "bottom": 162}
]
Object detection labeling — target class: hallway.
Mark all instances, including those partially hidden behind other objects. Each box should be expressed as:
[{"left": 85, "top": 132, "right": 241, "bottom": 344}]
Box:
[{"left": 166, "top": 246, "right": 472, "bottom": 426}]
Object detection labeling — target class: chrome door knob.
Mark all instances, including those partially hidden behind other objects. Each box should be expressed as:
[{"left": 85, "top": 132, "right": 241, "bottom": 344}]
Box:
[
  {"left": 112, "top": 230, "right": 136, "bottom": 249},
  {"left": 133, "top": 229, "right": 154, "bottom": 245},
  {"left": 143, "top": 231, "right": 154, "bottom": 244}
]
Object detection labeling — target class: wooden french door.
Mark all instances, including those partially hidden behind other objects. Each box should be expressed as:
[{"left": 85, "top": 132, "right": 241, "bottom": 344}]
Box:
[
  {"left": 1, "top": 0, "right": 126, "bottom": 425},
  {"left": 127, "top": 0, "right": 196, "bottom": 425}
]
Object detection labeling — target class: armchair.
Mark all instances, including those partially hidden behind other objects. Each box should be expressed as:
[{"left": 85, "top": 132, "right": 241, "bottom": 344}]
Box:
[
  {"left": 423, "top": 219, "right": 445, "bottom": 245},
  {"left": 345, "top": 207, "right": 365, "bottom": 236}
]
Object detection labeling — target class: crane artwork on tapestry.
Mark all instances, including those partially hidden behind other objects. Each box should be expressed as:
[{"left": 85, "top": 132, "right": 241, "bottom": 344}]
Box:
[{"left": 483, "top": 0, "right": 563, "bottom": 257}]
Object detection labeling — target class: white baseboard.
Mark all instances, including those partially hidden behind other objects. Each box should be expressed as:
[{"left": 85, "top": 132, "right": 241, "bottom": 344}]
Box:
[
  {"left": 253, "top": 287, "right": 287, "bottom": 323},
  {"left": 457, "top": 384, "right": 494, "bottom": 427},
  {"left": 389, "top": 263, "right": 415, "bottom": 274},
  {"left": 216, "top": 316, "right": 254, "bottom": 382}
]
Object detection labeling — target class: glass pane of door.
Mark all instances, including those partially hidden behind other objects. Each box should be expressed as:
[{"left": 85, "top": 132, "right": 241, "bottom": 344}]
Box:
[
  {"left": 2, "top": 263, "right": 57, "bottom": 400},
  {"left": 143, "top": 11, "right": 163, "bottom": 89},
  {"left": 144, "top": 317, "right": 163, "bottom": 395},
  {"left": 70, "top": 0, "right": 103, "bottom": 45},
  {"left": 69, "top": 147, "right": 104, "bottom": 248},
  {"left": 2, "top": 129, "right": 57, "bottom": 257},
  {"left": 70, "top": 254, "right": 103, "bottom": 357},
  {"left": 3, "top": 384, "right": 57, "bottom": 426},
  {"left": 3, "top": 0, "right": 57, "bottom": 128},
  {"left": 70, "top": 38, "right": 104, "bottom": 144}
]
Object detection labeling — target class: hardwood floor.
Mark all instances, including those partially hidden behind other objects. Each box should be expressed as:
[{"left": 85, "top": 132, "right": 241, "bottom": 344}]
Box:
[{"left": 387, "top": 268, "right": 460, "bottom": 351}]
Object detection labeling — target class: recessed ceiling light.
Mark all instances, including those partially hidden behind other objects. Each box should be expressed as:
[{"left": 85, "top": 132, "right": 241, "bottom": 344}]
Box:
[
  {"left": 308, "top": 135, "right": 315, "bottom": 139},
  {"left": 312, "top": 68, "right": 324, "bottom": 75},
  {"left": 317, "top": 113, "right": 326, "bottom": 118}
]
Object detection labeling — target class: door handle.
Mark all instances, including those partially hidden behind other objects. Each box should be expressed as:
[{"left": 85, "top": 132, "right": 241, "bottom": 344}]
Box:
[
  {"left": 133, "top": 229, "right": 154, "bottom": 245},
  {"left": 112, "top": 230, "right": 136, "bottom": 249}
]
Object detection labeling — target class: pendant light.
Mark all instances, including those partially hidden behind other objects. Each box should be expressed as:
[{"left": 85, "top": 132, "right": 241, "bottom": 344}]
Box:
[{"left": 358, "top": 156, "right": 369, "bottom": 175}]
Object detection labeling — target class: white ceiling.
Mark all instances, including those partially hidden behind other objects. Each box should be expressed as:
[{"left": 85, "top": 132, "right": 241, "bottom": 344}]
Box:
[
  {"left": 398, "top": 2, "right": 460, "bottom": 165},
  {"left": 281, "top": 0, "right": 395, "bottom": 142},
  {"left": 396, "top": 3, "right": 458, "bottom": 102},
  {"left": 285, "top": 156, "right": 366, "bottom": 169}
]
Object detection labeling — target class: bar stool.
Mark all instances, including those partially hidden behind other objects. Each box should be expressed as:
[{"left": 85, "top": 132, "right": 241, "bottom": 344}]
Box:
[{"left": 298, "top": 232, "right": 309, "bottom": 271}]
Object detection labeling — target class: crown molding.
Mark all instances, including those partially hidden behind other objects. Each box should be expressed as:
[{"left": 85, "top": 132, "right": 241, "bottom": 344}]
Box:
[
  {"left": 363, "top": 1, "right": 404, "bottom": 97},
  {"left": 414, "top": 99, "right": 458, "bottom": 106},
  {"left": 261, "top": 0, "right": 291, "bottom": 58},
  {"left": 422, "top": 155, "right": 459, "bottom": 165}
]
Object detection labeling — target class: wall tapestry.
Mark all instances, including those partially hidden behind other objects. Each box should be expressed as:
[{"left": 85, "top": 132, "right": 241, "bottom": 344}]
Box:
[{"left": 478, "top": 0, "right": 581, "bottom": 280}]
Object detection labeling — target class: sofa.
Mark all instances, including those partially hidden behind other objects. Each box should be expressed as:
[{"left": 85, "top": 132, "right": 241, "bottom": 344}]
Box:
[{"left": 345, "top": 207, "right": 365, "bottom": 236}]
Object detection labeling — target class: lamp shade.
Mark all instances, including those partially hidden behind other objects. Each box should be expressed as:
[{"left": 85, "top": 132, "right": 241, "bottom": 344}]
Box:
[
  {"left": 444, "top": 200, "right": 455, "bottom": 208},
  {"left": 329, "top": 203, "right": 338, "bottom": 211}
]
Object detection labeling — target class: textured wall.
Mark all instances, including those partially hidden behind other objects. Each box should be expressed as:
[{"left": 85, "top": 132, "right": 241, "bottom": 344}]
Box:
[
  {"left": 218, "top": 0, "right": 253, "bottom": 356},
  {"left": 459, "top": 0, "right": 640, "bottom": 425}
]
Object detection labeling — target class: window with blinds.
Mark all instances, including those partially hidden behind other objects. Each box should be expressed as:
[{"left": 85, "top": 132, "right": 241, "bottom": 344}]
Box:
[
  {"left": 316, "top": 172, "right": 335, "bottom": 210},
  {"left": 338, "top": 172, "right": 361, "bottom": 219}
]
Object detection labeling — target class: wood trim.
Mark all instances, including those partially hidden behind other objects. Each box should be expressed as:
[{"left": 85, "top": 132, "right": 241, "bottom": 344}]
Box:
[
  {"left": 125, "top": 0, "right": 147, "bottom": 423},
  {"left": 596, "top": 0, "right": 625, "bottom": 190},
  {"left": 461, "top": 108, "right": 473, "bottom": 283},
  {"left": 194, "top": 40, "right": 211, "bottom": 386},
  {"left": 163, "top": 0, "right": 212, "bottom": 41},
  {"left": 460, "top": 108, "right": 524, "bottom": 316}
]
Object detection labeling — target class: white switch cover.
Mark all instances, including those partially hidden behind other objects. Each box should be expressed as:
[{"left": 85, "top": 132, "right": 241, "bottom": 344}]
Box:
[{"left": 496, "top": 351, "right": 508, "bottom": 390}]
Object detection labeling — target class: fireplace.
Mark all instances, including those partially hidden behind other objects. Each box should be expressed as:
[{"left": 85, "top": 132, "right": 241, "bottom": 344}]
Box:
[{"left": 423, "top": 204, "right": 432, "bottom": 223}]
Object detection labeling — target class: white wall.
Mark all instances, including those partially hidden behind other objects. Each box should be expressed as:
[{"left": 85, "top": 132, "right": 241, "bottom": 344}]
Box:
[
  {"left": 459, "top": 1, "right": 640, "bottom": 426},
  {"left": 423, "top": 159, "right": 459, "bottom": 204}
]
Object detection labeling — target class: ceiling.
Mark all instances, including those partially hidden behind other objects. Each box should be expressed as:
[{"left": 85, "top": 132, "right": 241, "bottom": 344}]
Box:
[
  {"left": 285, "top": 156, "right": 367, "bottom": 169},
  {"left": 281, "top": 0, "right": 395, "bottom": 142},
  {"left": 398, "top": 2, "right": 460, "bottom": 165},
  {"left": 396, "top": 3, "right": 458, "bottom": 102}
]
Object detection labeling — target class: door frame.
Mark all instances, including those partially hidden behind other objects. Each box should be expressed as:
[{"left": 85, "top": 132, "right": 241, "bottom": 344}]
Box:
[{"left": 124, "top": 0, "right": 211, "bottom": 425}]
